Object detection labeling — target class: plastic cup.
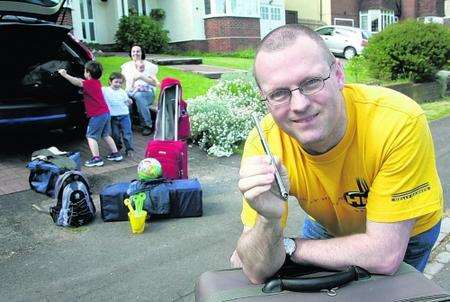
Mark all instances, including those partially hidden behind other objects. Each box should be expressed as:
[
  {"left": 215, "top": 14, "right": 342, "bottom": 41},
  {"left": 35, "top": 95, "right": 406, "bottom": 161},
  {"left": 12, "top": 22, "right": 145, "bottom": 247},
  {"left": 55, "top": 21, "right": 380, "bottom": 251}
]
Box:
[{"left": 128, "top": 210, "right": 148, "bottom": 234}]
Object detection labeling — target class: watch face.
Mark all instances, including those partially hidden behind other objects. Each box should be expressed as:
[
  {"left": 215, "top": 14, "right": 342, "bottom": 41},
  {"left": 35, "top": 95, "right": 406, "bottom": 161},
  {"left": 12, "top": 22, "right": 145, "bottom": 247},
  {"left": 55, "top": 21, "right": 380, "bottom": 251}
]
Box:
[{"left": 284, "top": 238, "right": 296, "bottom": 256}]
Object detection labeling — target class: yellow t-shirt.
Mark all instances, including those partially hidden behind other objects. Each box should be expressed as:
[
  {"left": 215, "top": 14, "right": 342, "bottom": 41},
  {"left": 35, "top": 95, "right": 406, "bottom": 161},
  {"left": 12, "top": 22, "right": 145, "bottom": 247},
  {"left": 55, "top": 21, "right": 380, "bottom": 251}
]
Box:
[{"left": 241, "top": 84, "right": 443, "bottom": 237}]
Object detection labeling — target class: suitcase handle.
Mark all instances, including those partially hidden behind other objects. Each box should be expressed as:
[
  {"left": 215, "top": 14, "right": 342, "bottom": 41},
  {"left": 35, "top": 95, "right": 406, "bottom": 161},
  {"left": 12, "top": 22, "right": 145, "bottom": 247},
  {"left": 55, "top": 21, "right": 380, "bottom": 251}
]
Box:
[{"left": 262, "top": 265, "right": 370, "bottom": 293}]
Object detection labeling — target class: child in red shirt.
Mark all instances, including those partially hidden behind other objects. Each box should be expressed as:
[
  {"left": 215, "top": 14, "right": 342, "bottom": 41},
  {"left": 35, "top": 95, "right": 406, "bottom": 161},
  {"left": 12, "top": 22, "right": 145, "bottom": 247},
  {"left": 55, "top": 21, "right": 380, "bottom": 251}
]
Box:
[{"left": 58, "top": 61, "right": 123, "bottom": 167}]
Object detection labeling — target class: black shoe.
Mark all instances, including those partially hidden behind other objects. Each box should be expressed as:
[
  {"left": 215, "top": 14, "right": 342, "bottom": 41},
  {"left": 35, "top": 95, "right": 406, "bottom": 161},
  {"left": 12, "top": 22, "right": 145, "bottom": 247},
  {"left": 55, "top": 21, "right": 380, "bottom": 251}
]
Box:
[
  {"left": 84, "top": 156, "right": 104, "bottom": 167},
  {"left": 106, "top": 152, "right": 123, "bottom": 161},
  {"left": 142, "top": 127, "right": 152, "bottom": 136}
]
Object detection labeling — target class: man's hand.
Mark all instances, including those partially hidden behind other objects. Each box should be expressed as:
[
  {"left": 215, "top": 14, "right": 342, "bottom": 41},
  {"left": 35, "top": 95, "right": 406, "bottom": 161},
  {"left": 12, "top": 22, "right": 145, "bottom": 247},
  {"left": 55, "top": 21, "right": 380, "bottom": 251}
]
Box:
[
  {"left": 58, "top": 69, "right": 67, "bottom": 77},
  {"left": 127, "top": 98, "right": 133, "bottom": 105},
  {"left": 238, "top": 156, "right": 289, "bottom": 220}
]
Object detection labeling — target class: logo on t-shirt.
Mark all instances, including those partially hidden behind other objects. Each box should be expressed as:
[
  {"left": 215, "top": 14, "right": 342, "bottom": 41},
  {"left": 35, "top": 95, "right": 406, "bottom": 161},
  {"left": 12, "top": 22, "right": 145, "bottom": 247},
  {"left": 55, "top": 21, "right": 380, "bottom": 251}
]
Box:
[
  {"left": 344, "top": 178, "right": 369, "bottom": 208},
  {"left": 391, "top": 183, "right": 431, "bottom": 202}
]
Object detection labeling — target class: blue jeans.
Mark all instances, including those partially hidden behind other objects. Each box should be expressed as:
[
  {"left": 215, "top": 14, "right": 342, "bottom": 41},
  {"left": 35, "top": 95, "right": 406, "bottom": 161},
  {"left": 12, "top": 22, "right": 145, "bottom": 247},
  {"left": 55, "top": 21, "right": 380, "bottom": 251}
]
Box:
[
  {"left": 132, "top": 90, "right": 154, "bottom": 128},
  {"left": 86, "top": 113, "right": 111, "bottom": 140},
  {"left": 110, "top": 114, "right": 133, "bottom": 151},
  {"left": 301, "top": 216, "right": 441, "bottom": 272}
]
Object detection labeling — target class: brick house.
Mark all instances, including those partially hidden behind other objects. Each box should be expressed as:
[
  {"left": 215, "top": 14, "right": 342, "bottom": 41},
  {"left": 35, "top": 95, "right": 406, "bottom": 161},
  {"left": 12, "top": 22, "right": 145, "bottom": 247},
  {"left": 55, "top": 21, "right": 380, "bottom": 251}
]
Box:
[
  {"left": 66, "top": 0, "right": 285, "bottom": 52},
  {"left": 330, "top": 0, "right": 445, "bottom": 32}
]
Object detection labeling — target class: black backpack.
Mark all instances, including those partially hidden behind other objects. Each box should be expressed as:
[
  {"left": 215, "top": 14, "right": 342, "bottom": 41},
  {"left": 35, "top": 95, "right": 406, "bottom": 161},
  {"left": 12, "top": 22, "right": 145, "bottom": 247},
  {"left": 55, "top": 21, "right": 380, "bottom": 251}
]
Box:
[{"left": 50, "top": 171, "right": 96, "bottom": 227}]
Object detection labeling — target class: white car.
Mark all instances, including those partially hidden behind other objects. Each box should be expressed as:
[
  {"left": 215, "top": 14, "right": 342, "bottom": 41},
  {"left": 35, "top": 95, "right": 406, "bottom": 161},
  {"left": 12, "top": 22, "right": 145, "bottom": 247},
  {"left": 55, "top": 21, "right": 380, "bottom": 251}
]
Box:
[{"left": 315, "top": 25, "right": 371, "bottom": 59}]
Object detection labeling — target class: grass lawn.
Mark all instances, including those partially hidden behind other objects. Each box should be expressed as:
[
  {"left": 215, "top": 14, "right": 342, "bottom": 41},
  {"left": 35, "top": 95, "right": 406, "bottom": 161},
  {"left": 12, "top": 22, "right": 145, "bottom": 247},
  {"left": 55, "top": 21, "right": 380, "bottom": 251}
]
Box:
[
  {"left": 421, "top": 99, "right": 450, "bottom": 121},
  {"left": 97, "top": 55, "right": 450, "bottom": 121},
  {"left": 202, "top": 57, "right": 253, "bottom": 71},
  {"left": 96, "top": 56, "right": 214, "bottom": 99}
]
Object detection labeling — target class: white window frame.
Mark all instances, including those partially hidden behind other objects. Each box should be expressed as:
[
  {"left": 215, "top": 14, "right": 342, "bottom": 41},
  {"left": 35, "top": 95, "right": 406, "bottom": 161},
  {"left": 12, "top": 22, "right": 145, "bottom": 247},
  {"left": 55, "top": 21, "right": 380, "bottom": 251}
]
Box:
[
  {"left": 204, "top": 0, "right": 259, "bottom": 18},
  {"left": 119, "top": 0, "right": 149, "bottom": 17},
  {"left": 359, "top": 9, "right": 396, "bottom": 33},
  {"left": 333, "top": 17, "right": 355, "bottom": 27},
  {"left": 79, "top": 0, "right": 96, "bottom": 42}
]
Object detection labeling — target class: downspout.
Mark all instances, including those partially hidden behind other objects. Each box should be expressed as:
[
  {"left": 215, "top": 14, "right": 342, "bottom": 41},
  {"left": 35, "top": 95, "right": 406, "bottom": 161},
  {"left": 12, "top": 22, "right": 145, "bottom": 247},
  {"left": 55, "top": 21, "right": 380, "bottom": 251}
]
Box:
[{"left": 320, "top": 0, "right": 322, "bottom": 22}]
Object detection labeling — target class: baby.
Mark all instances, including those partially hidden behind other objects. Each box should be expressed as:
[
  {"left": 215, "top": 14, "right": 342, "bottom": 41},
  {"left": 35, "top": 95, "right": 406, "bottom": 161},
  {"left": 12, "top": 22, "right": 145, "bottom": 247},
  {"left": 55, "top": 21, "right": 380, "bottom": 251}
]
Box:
[{"left": 130, "top": 60, "right": 153, "bottom": 95}]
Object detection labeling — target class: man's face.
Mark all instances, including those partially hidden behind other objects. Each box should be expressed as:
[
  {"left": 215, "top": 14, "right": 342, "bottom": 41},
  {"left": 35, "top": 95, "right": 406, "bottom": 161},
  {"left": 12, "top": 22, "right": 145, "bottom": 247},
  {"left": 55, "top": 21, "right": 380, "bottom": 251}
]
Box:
[
  {"left": 131, "top": 46, "right": 142, "bottom": 61},
  {"left": 254, "top": 36, "right": 346, "bottom": 154},
  {"left": 110, "top": 78, "right": 123, "bottom": 89}
]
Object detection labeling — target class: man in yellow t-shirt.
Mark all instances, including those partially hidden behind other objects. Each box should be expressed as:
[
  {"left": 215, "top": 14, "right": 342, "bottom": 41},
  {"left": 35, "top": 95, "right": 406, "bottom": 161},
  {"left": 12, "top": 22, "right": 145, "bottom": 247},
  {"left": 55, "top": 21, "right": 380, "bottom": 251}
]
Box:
[{"left": 231, "top": 24, "right": 443, "bottom": 284}]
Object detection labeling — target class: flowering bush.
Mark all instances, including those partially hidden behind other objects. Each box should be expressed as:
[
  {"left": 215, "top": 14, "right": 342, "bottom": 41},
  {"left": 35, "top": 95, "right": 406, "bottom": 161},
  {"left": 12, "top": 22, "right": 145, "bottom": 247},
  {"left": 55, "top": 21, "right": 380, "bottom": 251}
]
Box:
[{"left": 187, "top": 74, "right": 267, "bottom": 157}]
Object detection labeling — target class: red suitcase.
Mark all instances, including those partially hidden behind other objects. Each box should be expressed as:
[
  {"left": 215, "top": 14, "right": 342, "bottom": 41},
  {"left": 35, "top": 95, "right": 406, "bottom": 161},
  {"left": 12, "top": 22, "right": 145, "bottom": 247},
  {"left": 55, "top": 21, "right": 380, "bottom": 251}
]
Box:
[
  {"left": 145, "top": 140, "right": 188, "bottom": 179},
  {"left": 145, "top": 79, "right": 188, "bottom": 180}
]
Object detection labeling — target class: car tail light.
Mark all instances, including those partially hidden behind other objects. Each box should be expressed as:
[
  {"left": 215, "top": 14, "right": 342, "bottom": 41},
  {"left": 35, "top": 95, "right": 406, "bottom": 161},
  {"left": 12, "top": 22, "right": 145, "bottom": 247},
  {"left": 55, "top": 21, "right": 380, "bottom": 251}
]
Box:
[
  {"left": 361, "top": 39, "right": 368, "bottom": 47},
  {"left": 68, "top": 33, "right": 95, "bottom": 60}
]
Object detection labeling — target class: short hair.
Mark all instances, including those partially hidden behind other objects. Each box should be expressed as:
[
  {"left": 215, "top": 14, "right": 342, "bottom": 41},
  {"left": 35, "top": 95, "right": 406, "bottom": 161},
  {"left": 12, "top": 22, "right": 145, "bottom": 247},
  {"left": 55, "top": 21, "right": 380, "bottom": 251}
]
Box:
[
  {"left": 129, "top": 44, "right": 146, "bottom": 60},
  {"left": 108, "top": 72, "right": 124, "bottom": 82},
  {"left": 85, "top": 61, "right": 103, "bottom": 79},
  {"left": 254, "top": 24, "right": 335, "bottom": 84}
]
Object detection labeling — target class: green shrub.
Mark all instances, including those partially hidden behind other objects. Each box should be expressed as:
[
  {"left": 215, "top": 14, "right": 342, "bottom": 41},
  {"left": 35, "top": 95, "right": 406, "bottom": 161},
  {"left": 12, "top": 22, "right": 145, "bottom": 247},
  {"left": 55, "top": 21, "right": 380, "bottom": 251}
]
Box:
[
  {"left": 115, "top": 14, "right": 169, "bottom": 53},
  {"left": 344, "top": 55, "right": 371, "bottom": 83},
  {"left": 187, "top": 75, "right": 266, "bottom": 157},
  {"left": 363, "top": 20, "right": 450, "bottom": 82}
]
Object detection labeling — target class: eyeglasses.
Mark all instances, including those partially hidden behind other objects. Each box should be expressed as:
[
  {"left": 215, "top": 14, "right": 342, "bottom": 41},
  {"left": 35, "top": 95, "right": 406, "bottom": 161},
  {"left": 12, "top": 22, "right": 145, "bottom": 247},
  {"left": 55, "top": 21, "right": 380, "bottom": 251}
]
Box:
[{"left": 262, "top": 63, "right": 335, "bottom": 107}]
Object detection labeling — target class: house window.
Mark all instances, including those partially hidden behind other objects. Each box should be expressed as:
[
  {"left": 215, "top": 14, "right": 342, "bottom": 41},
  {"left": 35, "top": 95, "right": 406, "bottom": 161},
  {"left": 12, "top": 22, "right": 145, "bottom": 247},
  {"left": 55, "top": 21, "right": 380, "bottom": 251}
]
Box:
[
  {"left": 361, "top": 14, "right": 368, "bottom": 30},
  {"left": 371, "top": 16, "right": 378, "bottom": 31},
  {"left": 270, "top": 7, "right": 281, "bottom": 20},
  {"left": 128, "top": 0, "right": 138, "bottom": 14},
  {"left": 260, "top": 6, "right": 269, "bottom": 19},
  {"left": 141, "top": 0, "right": 147, "bottom": 15},
  {"left": 86, "top": 0, "right": 93, "bottom": 18},
  {"left": 120, "top": 0, "right": 126, "bottom": 16},
  {"left": 204, "top": 0, "right": 211, "bottom": 14},
  {"left": 79, "top": 0, "right": 96, "bottom": 42},
  {"left": 360, "top": 9, "right": 396, "bottom": 33},
  {"left": 215, "top": 0, "right": 226, "bottom": 14},
  {"left": 205, "top": 0, "right": 258, "bottom": 17},
  {"left": 89, "top": 23, "right": 95, "bottom": 41},
  {"left": 79, "top": 0, "right": 85, "bottom": 19}
]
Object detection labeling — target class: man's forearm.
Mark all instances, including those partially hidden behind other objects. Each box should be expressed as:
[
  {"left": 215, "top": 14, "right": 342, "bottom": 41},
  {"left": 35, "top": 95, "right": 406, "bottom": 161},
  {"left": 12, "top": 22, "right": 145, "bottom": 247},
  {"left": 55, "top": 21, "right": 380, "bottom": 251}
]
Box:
[
  {"left": 236, "top": 216, "right": 286, "bottom": 284},
  {"left": 292, "top": 233, "right": 405, "bottom": 274}
]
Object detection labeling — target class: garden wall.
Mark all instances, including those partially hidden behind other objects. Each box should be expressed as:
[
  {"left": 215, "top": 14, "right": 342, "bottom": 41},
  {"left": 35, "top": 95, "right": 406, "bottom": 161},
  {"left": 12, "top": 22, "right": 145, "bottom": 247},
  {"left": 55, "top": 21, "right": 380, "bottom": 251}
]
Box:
[{"left": 385, "top": 78, "right": 450, "bottom": 103}]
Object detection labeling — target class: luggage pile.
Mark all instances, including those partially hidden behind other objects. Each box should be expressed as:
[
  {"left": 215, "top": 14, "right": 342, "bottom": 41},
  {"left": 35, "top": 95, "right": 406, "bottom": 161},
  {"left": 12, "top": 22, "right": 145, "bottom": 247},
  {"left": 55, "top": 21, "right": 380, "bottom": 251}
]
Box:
[
  {"left": 100, "top": 77, "right": 203, "bottom": 226},
  {"left": 26, "top": 147, "right": 96, "bottom": 227}
]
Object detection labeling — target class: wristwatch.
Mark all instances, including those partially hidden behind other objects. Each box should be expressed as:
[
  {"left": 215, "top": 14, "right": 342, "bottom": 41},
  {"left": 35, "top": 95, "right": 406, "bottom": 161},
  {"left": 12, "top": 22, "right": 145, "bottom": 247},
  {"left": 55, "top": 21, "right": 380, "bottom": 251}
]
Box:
[{"left": 283, "top": 237, "right": 296, "bottom": 256}]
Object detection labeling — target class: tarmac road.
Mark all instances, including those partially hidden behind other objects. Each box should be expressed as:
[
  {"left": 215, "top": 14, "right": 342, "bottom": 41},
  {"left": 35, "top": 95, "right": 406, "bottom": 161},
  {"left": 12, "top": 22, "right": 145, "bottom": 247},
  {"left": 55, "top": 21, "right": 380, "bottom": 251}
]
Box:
[
  {"left": 0, "top": 116, "right": 449, "bottom": 301},
  {"left": 0, "top": 145, "right": 306, "bottom": 302}
]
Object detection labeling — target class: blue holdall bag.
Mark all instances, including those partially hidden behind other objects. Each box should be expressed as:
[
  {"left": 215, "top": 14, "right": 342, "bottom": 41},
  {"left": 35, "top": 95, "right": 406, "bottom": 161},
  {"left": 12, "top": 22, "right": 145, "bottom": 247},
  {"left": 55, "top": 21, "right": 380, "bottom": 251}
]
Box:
[
  {"left": 167, "top": 178, "right": 203, "bottom": 218},
  {"left": 27, "top": 150, "right": 81, "bottom": 197},
  {"left": 100, "top": 182, "right": 131, "bottom": 222}
]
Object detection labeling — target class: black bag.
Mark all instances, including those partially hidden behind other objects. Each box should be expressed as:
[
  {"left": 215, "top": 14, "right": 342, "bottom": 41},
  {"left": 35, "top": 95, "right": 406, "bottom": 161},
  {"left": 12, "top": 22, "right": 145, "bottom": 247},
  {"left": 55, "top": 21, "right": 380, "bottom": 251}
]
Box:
[
  {"left": 167, "top": 178, "right": 202, "bottom": 218},
  {"left": 50, "top": 171, "right": 96, "bottom": 227},
  {"left": 27, "top": 151, "right": 81, "bottom": 198},
  {"left": 127, "top": 178, "right": 171, "bottom": 215},
  {"left": 22, "top": 60, "right": 71, "bottom": 88},
  {"left": 100, "top": 182, "right": 131, "bottom": 222},
  {"left": 101, "top": 178, "right": 203, "bottom": 221}
]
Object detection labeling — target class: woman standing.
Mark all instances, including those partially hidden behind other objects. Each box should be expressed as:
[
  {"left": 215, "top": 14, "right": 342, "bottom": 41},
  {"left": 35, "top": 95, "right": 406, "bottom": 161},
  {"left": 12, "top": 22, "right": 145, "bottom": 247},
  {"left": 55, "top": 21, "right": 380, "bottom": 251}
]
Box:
[{"left": 121, "top": 45, "right": 159, "bottom": 136}]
